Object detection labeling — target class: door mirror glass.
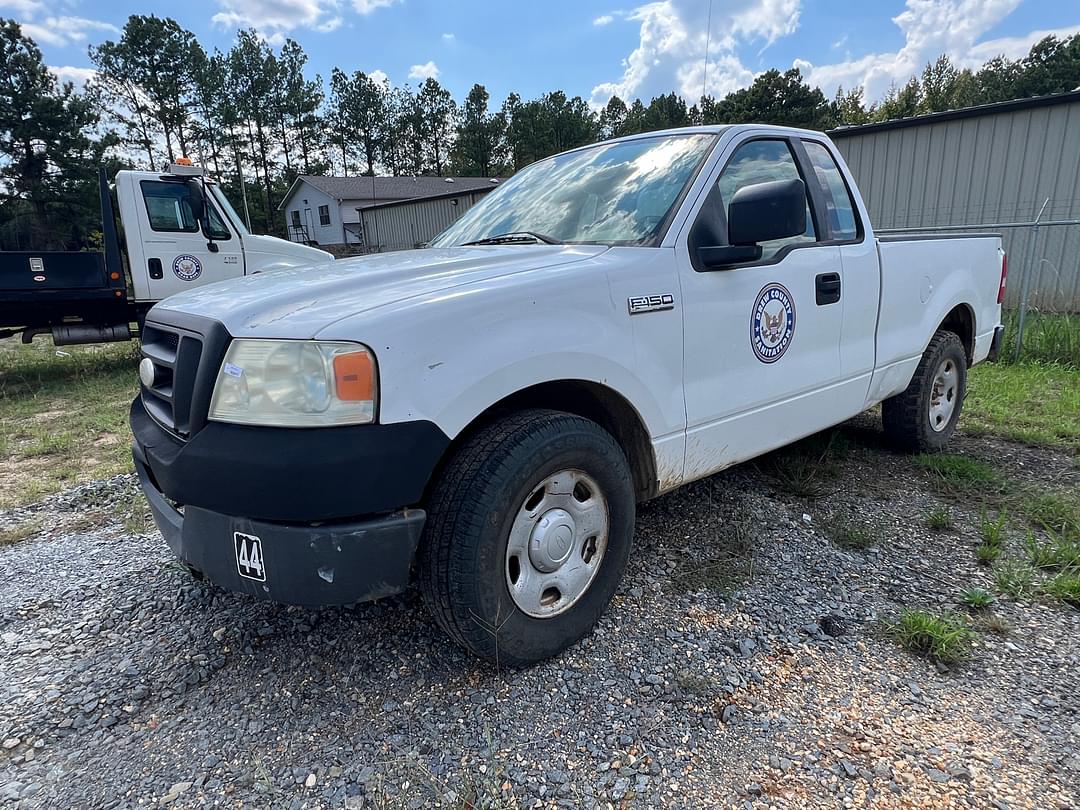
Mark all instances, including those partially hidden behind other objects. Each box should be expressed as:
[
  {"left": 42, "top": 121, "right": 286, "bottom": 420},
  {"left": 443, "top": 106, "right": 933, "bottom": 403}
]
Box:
[
  {"left": 186, "top": 180, "right": 206, "bottom": 223},
  {"left": 728, "top": 178, "right": 808, "bottom": 245}
]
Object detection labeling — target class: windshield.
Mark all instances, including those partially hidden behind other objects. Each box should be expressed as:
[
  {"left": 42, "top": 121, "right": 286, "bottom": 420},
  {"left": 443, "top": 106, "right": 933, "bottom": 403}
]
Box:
[
  {"left": 430, "top": 132, "right": 717, "bottom": 247},
  {"left": 211, "top": 185, "right": 250, "bottom": 235}
]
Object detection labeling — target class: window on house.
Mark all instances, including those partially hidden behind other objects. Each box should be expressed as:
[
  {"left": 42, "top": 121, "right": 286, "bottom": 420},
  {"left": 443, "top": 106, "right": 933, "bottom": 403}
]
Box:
[
  {"left": 319, "top": 205, "right": 331, "bottom": 226},
  {"left": 291, "top": 210, "right": 301, "bottom": 229}
]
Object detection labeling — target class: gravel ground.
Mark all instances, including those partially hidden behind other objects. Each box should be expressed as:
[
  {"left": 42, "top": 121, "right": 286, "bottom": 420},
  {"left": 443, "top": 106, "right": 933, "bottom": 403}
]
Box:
[{"left": 1, "top": 418, "right": 1078, "bottom": 809}]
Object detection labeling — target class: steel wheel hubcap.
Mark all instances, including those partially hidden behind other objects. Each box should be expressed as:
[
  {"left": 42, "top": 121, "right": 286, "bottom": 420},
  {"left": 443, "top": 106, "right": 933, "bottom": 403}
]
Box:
[
  {"left": 929, "top": 357, "right": 959, "bottom": 432},
  {"left": 505, "top": 469, "right": 609, "bottom": 618}
]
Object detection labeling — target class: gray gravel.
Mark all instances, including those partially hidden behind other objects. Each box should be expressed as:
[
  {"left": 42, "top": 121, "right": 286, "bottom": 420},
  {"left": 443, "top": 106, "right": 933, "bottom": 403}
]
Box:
[{"left": 1, "top": 420, "right": 1078, "bottom": 808}]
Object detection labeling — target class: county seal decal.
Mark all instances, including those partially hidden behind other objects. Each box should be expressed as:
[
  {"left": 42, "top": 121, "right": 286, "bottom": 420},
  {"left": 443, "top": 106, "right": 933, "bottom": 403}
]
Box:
[
  {"left": 750, "top": 282, "right": 795, "bottom": 363},
  {"left": 172, "top": 254, "right": 202, "bottom": 281}
]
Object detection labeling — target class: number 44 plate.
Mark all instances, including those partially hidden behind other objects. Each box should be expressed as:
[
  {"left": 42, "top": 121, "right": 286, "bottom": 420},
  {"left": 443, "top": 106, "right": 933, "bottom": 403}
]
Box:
[{"left": 235, "top": 531, "right": 266, "bottom": 581}]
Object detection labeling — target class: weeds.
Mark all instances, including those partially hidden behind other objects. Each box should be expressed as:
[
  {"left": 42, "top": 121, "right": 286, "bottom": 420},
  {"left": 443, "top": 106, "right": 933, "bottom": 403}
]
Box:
[
  {"left": 822, "top": 515, "right": 876, "bottom": 550},
  {"left": 1044, "top": 571, "right": 1080, "bottom": 607},
  {"left": 891, "top": 609, "right": 975, "bottom": 663},
  {"left": 960, "top": 587, "right": 995, "bottom": 610},
  {"left": 1025, "top": 492, "right": 1080, "bottom": 536},
  {"left": 975, "top": 542, "right": 1002, "bottom": 565},
  {"left": 757, "top": 429, "right": 850, "bottom": 498},
  {"left": 994, "top": 560, "right": 1035, "bottom": 600},
  {"left": 1002, "top": 310, "right": 1080, "bottom": 368},
  {"left": 0, "top": 519, "right": 43, "bottom": 547},
  {"left": 926, "top": 504, "right": 954, "bottom": 531},
  {"left": 915, "top": 454, "right": 1000, "bottom": 496},
  {"left": 974, "top": 612, "right": 1013, "bottom": 635},
  {"left": 980, "top": 508, "right": 1008, "bottom": 546},
  {"left": 1024, "top": 528, "right": 1080, "bottom": 571}
]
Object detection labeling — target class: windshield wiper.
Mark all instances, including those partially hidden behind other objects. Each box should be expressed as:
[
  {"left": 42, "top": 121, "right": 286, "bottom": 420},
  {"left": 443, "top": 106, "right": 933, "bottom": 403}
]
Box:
[{"left": 460, "top": 231, "right": 563, "bottom": 246}]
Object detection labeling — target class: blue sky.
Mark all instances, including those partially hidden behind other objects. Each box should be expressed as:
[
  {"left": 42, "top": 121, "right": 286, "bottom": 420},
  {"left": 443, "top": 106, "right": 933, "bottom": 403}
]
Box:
[{"left": 6, "top": 0, "right": 1079, "bottom": 107}]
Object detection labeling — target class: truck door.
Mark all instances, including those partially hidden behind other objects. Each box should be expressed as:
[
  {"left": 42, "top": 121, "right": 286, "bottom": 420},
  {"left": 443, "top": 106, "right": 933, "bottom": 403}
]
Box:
[
  {"left": 676, "top": 134, "right": 865, "bottom": 482},
  {"left": 129, "top": 179, "right": 244, "bottom": 301}
]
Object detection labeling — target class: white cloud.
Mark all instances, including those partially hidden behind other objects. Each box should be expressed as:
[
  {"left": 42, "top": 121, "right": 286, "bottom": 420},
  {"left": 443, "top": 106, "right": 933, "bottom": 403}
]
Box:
[
  {"left": 369, "top": 68, "right": 389, "bottom": 86},
  {"left": 590, "top": 0, "right": 799, "bottom": 107},
  {"left": 0, "top": 0, "right": 44, "bottom": 15},
  {"left": 593, "top": 14, "right": 614, "bottom": 26},
  {"left": 441, "top": 32, "right": 455, "bottom": 42},
  {"left": 49, "top": 65, "right": 96, "bottom": 86},
  {"left": 352, "top": 0, "right": 400, "bottom": 13},
  {"left": 212, "top": 0, "right": 344, "bottom": 39},
  {"left": 408, "top": 60, "right": 439, "bottom": 80},
  {"left": 20, "top": 15, "right": 118, "bottom": 47},
  {"left": 799, "top": 0, "right": 1080, "bottom": 100}
]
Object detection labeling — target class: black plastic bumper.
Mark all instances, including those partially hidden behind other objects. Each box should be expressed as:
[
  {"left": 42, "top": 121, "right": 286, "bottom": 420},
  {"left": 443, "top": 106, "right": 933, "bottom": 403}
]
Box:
[
  {"left": 130, "top": 396, "right": 449, "bottom": 522},
  {"left": 135, "top": 452, "right": 425, "bottom": 606}
]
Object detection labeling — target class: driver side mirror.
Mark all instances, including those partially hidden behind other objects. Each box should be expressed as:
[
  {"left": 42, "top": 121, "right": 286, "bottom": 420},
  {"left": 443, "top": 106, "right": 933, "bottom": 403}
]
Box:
[
  {"left": 186, "top": 179, "right": 219, "bottom": 253},
  {"left": 697, "top": 178, "right": 807, "bottom": 270}
]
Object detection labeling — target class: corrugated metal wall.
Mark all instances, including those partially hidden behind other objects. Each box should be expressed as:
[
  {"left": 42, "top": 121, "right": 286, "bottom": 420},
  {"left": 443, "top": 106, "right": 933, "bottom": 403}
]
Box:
[
  {"left": 832, "top": 99, "right": 1080, "bottom": 310},
  {"left": 359, "top": 191, "right": 488, "bottom": 252}
]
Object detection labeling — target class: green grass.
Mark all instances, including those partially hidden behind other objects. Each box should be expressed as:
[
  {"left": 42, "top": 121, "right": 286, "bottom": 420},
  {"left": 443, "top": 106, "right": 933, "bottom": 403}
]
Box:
[
  {"left": 915, "top": 454, "right": 1000, "bottom": 493},
  {"left": 0, "top": 519, "right": 43, "bottom": 547},
  {"left": 1044, "top": 571, "right": 1080, "bottom": 607},
  {"left": 1024, "top": 529, "right": 1080, "bottom": 571},
  {"left": 1002, "top": 310, "right": 1080, "bottom": 368},
  {"left": 1024, "top": 492, "right": 1080, "bottom": 536},
  {"left": 960, "top": 587, "right": 995, "bottom": 610},
  {"left": 975, "top": 542, "right": 1002, "bottom": 566},
  {"left": 980, "top": 508, "right": 1009, "bottom": 546},
  {"left": 891, "top": 609, "right": 976, "bottom": 664},
  {"left": 964, "top": 362, "right": 1080, "bottom": 450},
  {"left": 0, "top": 338, "right": 138, "bottom": 506},
  {"left": 926, "top": 504, "right": 954, "bottom": 531},
  {"left": 994, "top": 560, "right": 1036, "bottom": 600},
  {"left": 822, "top": 514, "right": 876, "bottom": 550},
  {"left": 756, "top": 428, "right": 851, "bottom": 498}
]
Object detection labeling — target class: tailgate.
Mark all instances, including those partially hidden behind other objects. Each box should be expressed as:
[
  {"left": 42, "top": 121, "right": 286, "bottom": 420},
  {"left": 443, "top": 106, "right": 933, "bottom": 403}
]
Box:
[{"left": 1, "top": 251, "right": 108, "bottom": 291}]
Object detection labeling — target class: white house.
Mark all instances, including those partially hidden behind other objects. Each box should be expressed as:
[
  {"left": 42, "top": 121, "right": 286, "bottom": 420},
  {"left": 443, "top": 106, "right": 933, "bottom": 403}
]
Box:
[{"left": 278, "top": 175, "right": 500, "bottom": 250}]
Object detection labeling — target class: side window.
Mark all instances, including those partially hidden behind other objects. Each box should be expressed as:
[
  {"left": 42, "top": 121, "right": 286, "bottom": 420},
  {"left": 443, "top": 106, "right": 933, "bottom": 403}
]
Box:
[
  {"left": 140, "top": 180, "right": 231, "bottom": 240},
  {"left": 318, "top": 204, "right": 331, "bottom": 227},
  {"left": 291, "top": 210, "right": 301, "bottom": 228},
  {"left": 802, "top": 141, "right": 859, "bottom": 241},
  {"left": 716, "top": 139, "right": 816, "bottom": 261},
  {"left": 141, "top": 181, "right": 197, "bottom": 233}
]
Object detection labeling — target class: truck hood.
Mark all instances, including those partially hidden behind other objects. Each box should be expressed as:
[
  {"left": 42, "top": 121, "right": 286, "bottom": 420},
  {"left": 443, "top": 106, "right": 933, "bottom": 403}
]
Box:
[
  {"left": 242, "top": 233, "right": 333, "bottom": 269},
  {"left": 154, "top": 245, "right": 609, "bottom": 339}
]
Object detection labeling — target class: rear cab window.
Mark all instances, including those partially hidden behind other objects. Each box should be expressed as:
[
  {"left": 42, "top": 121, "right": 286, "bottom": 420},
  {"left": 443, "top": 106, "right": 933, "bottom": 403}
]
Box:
[{"left": 801, "top": 140, "right": 861, "bottom": 242}]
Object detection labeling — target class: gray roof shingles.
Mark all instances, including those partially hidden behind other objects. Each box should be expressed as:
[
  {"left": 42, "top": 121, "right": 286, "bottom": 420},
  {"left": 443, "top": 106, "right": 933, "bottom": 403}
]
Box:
[{"left": 292, "top": 175, "right": 500, "bottom": 208}]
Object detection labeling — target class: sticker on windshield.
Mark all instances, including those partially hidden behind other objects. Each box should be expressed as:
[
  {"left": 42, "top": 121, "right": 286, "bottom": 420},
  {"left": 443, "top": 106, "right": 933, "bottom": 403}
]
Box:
[
  {"left": 173, "top": 254, "right": 202, "bottom": 281},
  {"left": 751, "top": 283, "right": 796, "bottom": 364}
]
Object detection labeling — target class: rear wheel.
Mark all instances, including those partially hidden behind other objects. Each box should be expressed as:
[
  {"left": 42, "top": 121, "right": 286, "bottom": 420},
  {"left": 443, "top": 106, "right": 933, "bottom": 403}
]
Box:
[
  {"left": 418, "top": 409, "right": 635, "bottom": 666},
  {"left": 882, "top": 329, "right": 967, "bottom": 453}
]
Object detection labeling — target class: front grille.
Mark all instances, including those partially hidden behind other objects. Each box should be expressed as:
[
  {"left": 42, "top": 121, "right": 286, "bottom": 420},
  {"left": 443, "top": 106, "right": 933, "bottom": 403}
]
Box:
[{"left": 141, "top": 322, "right": 204, "bottom": 437}]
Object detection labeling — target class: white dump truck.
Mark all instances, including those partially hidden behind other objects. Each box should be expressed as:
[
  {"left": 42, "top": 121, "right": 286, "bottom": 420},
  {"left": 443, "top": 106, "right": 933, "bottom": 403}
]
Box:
[
  {"left": 131, "top": 125, "right": 1007, "bottom": 666},
  {"left": 0, "top": 163, "right": 330, "bottom": 345}
]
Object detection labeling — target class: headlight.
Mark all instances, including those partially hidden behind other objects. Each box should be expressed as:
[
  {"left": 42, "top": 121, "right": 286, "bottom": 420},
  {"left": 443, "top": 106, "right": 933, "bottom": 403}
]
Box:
[{"left": 208, "top": 340, "right": 377, "bottom": 427}]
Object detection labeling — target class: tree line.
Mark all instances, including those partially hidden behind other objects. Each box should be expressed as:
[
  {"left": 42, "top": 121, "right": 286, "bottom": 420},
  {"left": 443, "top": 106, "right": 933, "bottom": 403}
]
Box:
[{"left": 1, "top": 14, "right": 1078, "bottom": 249}]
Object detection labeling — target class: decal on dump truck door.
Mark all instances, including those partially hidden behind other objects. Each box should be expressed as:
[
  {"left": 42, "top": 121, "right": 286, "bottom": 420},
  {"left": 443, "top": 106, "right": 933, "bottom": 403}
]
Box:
[
  {"left": 750, "top": 282, "right": 796, "bottom": 363},
  {"left": 172, "top": 254, "right": 202, "bottom": 281},
  {"left": 234, "top": 531, "right": 266, "bottom": 581}
]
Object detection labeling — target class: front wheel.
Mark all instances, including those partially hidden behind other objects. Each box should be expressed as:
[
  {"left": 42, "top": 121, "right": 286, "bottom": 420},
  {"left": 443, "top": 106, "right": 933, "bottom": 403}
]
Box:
[
  {"left": 417, "top": 409, "right": 635, "bottom": 667},
  {"left": 882, "top": 329, "right": 967, "bottom": 453}
]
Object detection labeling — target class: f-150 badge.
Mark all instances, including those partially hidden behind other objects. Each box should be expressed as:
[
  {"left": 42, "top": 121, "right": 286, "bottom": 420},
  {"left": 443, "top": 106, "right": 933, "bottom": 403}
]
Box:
[
  {"left": 627, "top": 294, "right": 674, "bottom": 314},
  {"left": 751, "top": 283, "right": 795, "bottom": 363}
]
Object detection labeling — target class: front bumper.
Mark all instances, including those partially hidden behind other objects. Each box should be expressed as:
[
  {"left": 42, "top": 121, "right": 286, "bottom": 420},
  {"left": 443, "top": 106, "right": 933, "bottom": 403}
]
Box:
[
  {"left": 131, "top": 394, "right": 448, "bottom": 606},
  {"left": 134, "top": 452, "right": 426, "bottom": 606}
]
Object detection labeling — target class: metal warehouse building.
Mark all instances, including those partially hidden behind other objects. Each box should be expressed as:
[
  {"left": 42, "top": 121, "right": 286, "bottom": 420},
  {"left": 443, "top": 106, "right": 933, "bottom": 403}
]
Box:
[
  {"left": 829, "top": 89, "right": 1080, "bottom": 311},
  {"left": 279, "top": 175, "right": 500, "bottom": 250}
]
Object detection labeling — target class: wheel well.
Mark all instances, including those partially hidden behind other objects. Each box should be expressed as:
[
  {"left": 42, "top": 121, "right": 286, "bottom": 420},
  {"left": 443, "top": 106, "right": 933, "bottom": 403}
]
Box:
[
  {"left": 938, "top": 304, "right": 974, "bottom": 365},
  {"left": 431, "top": 381, "right": 658, "bottom": 503}
]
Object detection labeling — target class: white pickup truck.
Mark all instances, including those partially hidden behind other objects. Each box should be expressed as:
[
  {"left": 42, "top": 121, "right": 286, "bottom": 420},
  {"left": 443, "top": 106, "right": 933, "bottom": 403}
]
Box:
[{"left": 131, "top": 125, "right": 1007, "bottom": 666}]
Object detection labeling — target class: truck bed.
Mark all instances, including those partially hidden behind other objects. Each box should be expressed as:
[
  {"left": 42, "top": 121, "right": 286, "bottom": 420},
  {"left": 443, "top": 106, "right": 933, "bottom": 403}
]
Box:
[{"left": 874, "top": 232, "right": 1003, "bottom": 386}]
